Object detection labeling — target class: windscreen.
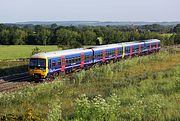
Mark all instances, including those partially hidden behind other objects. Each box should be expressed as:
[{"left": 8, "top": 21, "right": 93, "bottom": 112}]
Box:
[{"left": 29, "top": 58, "right": 46, "bottom": 69}]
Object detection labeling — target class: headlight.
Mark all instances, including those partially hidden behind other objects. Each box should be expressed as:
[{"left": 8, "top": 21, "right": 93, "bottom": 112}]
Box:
[{"left": 29, "top": 70, "right": 33, "bottom": 73}]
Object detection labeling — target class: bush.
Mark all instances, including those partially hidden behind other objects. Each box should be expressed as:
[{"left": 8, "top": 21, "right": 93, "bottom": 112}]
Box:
[{"left": 31, "top": 47, "right": 42, "bottom": 55}]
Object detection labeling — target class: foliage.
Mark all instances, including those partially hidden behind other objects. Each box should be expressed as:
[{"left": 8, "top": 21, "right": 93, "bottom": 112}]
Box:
[
  {"left": 0, "top": 81, "right": 64, "bottom": 120},
  {"left": 0, "top": 48, "right": 180, "bottom": 120},
  {"left": 31, "top": 47, "right": 42, "bottom": 55},
  {"left": 56, "top": 29, "right": 82, "bottom": 48},
  {"left": 48, "top": 100, "right": 62, "bottom": 121},
  {"left": 75, "top": 94, "right": 119, "bottom": 121},
  {"left": 174, "top": 33, "right": 180, "bottom": 44},
  {"left": 173, "top": 24, "right": 180, "bottom": 33},
  {"left": 0, "top": 24, "right": 178, "bottom": 46}
]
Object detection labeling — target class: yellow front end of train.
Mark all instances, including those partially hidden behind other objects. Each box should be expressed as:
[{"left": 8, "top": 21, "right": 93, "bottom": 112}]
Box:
[{"left": 29, "top": 55, "right": 49, "bottom": 79}]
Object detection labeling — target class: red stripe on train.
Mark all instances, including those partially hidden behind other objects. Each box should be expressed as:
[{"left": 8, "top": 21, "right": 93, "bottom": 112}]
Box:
[
  {"left": 61, "top": 56, "right": 65, "bottom": 72},
  {"left": 81, "top": 52, "right": 84, "bottom": 68}
]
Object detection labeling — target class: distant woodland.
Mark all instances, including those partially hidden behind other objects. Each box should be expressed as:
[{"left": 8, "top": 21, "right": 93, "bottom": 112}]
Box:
[{"left": 0, "top": 24, "right": 180, "bottom": 48}]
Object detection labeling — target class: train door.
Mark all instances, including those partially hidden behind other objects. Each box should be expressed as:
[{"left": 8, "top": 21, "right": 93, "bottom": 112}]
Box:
[
  {"left": 138, "top": 44, "right": 141, "bottom": 55},
  {"left": 81, "top": 53, "right": 84, "bottom": 68},
  {"left": 130, "top": 46, "right": 132, "bottom": 57},
  {"left": 122, "top": 46, "right": 125, "bottom": 58},
  {"left": 92, "top": 49, "right": 95, "bottom": 63},
  {"left": 156, "top": 42, "right": 158, "bottom": 49},
  {"left": 115, "top": 48, "right": 118, "bottom": 59},
  {"left": 61, "top": 56, "right": 65, "bottom": 72},
  {"left": 102, "top": 50, "right": 106, "bottom": 62}
]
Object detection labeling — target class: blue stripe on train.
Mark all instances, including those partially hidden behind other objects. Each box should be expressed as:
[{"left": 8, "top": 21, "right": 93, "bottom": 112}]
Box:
[{"left": 48, "top": 61, "right": 93, "bottom": 74}]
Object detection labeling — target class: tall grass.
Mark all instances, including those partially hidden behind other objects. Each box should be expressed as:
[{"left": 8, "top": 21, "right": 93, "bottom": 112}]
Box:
[
  {"left": 0, "top": 49, "right": 180, "bottom": 120},
  {"left": 74, "top": 65, "right": 180, "bottom": 121}
]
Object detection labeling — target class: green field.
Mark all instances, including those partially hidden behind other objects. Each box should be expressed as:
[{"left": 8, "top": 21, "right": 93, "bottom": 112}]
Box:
[
  {"left": 0, "top": 45, "right": 60, "bottom": 60},
  {"left": 0, "top": 48, "right": 180, "bottom": 120}
]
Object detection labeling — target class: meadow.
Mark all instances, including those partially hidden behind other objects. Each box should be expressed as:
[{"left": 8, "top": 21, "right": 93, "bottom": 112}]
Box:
[
  {"left": 0, "top": 45, "right": 60, "bottom": 76},
  {"left": 0, "top": 47, "right": 180, "bottom": 120},
  {"left": 0, "top": 45, "right": 60, "bottom": 60}
]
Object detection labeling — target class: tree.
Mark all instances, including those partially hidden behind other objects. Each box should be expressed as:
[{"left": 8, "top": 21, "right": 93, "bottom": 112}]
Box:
[
  {"left": 0, "top": 24, "right": 5, "bottom": 31},
  {"left": 13, "top": 29, "right": 28, "bottom": 45},
  {"left": 94, "top": 27, "right": 104, "bottom": 37},
  {"left": 173, "top": 24, "right": 180, "bottom": 33},
  {"left": 35, "top": 27, "right": 51, "bottom": 45},
  {"left": 51, "top": 23, "right": 58, "bottom": 29},
  {"left": 101, "top": 27, "right": 116, "bottom": 44},
  {"left": 0, "top": 29, "right": 10, "bottom": 44},
  {"left": 31, "top": 47, "right": 44, "bottom": 56},
  {"left": 174, "top": 33, "right": 180, "bottom": 44},
  {"left": 96, "top": 37, "right": 103, "bottom": 45},
  {"left": 81, "top": 30, "right": 97, "bottom": 45},
  {"left": 56, "top": 29, "right": 81, "bottom": 48}
]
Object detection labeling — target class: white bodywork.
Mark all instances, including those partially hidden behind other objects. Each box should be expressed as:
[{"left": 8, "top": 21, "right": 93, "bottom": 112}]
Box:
[{"left": 93, "top": 43, "right": 123, "bottom": 51}]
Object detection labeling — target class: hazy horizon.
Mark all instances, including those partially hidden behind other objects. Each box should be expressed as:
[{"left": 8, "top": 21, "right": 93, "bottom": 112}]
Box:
[{"left": 0, "top": 0, "right": 179, "bottom": 23}]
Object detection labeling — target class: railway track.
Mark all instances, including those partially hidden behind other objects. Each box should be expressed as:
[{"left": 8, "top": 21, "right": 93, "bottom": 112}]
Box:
[
  {"left": 0, "top": 72, "right": 33, "bottom": 92},
  {"left": 0, "top": 71, "right": 72, "bottom": 92}
]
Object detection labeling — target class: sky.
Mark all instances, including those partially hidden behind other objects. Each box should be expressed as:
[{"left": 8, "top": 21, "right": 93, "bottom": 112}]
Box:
[{"left": 0, "top": 0, "right": 179, "bottom": 23}]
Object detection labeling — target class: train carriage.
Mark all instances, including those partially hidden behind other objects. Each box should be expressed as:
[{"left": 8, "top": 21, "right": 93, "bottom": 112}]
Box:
[
  {"left": 121, "top": 39, "right": 161, "bottom": 58},
  {"left": 121, "top": 41, "right": 145, "bottom": 57},
  {"left": 92, "top": 44, "right": 123, "bottom": 63},
  {"left": 29, "top": 39, "right": 161, "bottom": 80},
  {"left": 29, "top": 48, "right": 93, "bottom": 80},
  {"left": 144, "top": 39, "right": 161, "bottom": 53}
]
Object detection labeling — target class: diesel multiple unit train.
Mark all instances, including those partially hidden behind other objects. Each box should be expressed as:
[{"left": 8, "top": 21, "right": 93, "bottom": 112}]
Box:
[{"left": 29, "top": 39, "right": 161, "bottom": 80}]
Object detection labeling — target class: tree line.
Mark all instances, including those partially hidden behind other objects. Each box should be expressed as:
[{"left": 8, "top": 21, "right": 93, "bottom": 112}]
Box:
[{"left": 0, "top": 23, "right": 180, "bottom": 48}]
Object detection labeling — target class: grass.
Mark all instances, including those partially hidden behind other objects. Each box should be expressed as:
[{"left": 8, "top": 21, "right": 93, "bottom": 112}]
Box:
[
  {"left": 0, "top": 45, "right": 60, "bottom": 76},
  {"left": 0, "top": 48, "right": 180, "bottom": 120},
  {"left": 0, "top": 45, "right": 60, "bottom": 60},
  {"left": 161, "top": 33, "right": 173, "bottom": 37}
]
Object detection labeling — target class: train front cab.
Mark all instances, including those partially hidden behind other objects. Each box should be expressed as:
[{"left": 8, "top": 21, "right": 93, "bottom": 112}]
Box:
[{"left": 29, "top": 58, "right": 48, "bottom": 80}]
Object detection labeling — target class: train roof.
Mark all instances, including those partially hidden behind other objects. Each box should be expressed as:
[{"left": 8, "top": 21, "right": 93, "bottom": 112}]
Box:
[
  {"left": 143, "top": 39, "right": 160, "bottom": 43},
  {"left": 92, "top": 43, "right": 123, "bottom": 51},
  {"left": 31, "top": 39, "right": 161, "bottom": 59},
  {"left": 119, "top": 41, "right": 143, "bottom": 46},
  {"left": 31, "top": 48, "right": 92, "bottom": 59},
  {"left": 120, "top": 39, "right": 160, "bottom": 46}
]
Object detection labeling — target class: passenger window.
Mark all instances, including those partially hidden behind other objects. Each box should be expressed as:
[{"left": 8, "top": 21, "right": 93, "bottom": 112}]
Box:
[
  {"left": 52, "top": 60, "right": 56, "bottom": 68},
  {"left": 85, "top": 55, "right": 89, "bottom": 60},
  {"left": 58, "top": 60, "right": 61, "bottom": 66},
  {"left": 72, "top": 58, "right": 74, "bottom": 63},
  {"left": 76, "top": 57, "right": 78, "bottom": 62},
  {"left": 98, "top": 53, "right": 100, "bottom": 58},
  {"left": 75, "top": 57, "right": 78, "bottom": 62},
  {"left": 106, "top": 52, "right": 108, "bottom": 56},
  {"left": 68, "top": 59, "right": 71, "bottom": 64},
  {"left": 66, "top": 59, "right": 69, "bottom": 65},
  {"left": 119, "top": 48, "right": 122, "bottom": 54}
]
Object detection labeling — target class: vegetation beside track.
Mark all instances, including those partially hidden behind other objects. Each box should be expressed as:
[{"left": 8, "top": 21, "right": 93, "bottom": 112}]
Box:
[{"left": 0, "top": 47, "right": 180, "bottom": 120}]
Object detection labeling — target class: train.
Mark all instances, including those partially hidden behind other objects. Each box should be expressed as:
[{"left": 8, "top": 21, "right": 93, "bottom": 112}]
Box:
[{"left": 29, "top": 39, "right": 161, "bottom": 80}]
